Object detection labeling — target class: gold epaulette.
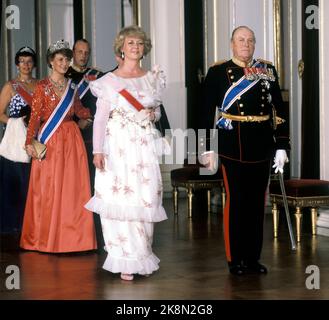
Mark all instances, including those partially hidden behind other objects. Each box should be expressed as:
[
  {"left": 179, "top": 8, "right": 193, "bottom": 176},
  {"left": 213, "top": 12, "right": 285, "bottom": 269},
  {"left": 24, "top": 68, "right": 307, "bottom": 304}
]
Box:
[
  {"left": 257, "top": 58, "right": 273, "bottom": 65},
  {"left": 211, "top": 60, "right": 227, "bottom": 67}
]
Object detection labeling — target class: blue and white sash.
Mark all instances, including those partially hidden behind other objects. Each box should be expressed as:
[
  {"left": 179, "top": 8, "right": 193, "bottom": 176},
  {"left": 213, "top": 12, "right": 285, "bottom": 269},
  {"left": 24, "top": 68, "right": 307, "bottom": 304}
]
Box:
[
  {"left": 216, "top": 60, "right": 263, "bottom": 129},
  {"left": 38, "top": 80, "right": 76, "bottom": 144},
  {"left": 77, "top": 69, "right": 99, "bottom": 99}
]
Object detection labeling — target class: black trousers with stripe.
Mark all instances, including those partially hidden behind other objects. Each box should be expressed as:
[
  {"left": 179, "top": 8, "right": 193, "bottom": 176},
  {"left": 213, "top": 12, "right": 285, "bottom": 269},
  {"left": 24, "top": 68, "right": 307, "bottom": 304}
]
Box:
[{"left": 221, "top": 157, "right": 271, "bottom": 264}]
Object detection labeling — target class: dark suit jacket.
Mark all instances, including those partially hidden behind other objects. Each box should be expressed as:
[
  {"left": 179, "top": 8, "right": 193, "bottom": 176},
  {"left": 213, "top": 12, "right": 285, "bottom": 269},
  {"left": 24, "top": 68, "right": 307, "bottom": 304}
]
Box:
[{"left": 201, "top": 59, "right": 290, "bottom": 163}]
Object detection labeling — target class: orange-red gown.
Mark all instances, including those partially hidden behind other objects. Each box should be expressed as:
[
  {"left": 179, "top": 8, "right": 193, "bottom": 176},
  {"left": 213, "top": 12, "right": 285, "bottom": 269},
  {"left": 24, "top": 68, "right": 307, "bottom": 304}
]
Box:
[{"left": 20, "top": 78, "right": 97, "bottom": 253}]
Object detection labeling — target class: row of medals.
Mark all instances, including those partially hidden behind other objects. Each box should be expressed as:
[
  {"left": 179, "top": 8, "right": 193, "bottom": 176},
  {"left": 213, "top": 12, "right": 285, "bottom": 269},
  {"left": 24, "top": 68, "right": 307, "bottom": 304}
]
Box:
[{"left": 243, "top": 67, "right": 275, "bottom": 90}]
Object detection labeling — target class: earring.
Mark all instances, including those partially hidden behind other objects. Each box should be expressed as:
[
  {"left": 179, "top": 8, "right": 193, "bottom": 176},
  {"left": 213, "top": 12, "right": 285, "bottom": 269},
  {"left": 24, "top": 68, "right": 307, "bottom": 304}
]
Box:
[{"left": 121, "top": 51, "right": 125, "bottom": 60}]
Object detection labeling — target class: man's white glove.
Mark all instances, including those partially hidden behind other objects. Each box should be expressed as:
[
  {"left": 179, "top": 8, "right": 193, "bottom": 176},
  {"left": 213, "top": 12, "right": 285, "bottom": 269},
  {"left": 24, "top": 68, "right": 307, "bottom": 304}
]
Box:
[{"left": 272, "top": 149, "right": 289, "bottom": 174}]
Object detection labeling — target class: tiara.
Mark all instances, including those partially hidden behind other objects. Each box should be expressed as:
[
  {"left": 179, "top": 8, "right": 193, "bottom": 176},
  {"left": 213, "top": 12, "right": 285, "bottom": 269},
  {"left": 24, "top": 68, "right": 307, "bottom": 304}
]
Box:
[
  {"left": 19, "top": 47, "right": 35, "bottom": 55},
  {"left": 48, "top": 39, "right": 70, "bottom": 53}
]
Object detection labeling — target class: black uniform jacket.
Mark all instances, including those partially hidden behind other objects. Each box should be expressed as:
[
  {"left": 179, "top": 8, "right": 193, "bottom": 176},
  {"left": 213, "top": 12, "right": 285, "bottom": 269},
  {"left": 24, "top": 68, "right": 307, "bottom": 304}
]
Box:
[
  {"left": 202, "top": 59, "right": 290, "bottom": 163},
  {"left": 65, "top": 66, "right": 104, "bottom": 142},
  {"left": 65, "top": 66, "right": 104, "bottom": 116}
]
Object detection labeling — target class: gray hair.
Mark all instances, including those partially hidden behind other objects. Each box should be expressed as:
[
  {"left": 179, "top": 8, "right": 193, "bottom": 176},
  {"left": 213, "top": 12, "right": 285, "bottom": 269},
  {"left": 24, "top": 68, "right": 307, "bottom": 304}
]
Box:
[{"left": 231, "top": 26, "right": 256, "bottom": 43}]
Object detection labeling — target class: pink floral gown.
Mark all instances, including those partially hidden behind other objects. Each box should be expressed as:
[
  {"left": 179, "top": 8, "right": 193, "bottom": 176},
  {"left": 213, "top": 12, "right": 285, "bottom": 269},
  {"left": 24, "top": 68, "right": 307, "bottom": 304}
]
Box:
[{"left": 85, "top": 67, "right": 168, "bottom": 275}]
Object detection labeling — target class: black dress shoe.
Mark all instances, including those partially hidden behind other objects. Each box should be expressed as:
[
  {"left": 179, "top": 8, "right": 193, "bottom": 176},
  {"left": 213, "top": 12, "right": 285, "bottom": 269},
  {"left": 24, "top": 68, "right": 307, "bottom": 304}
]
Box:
[
  {"left": 229, "top": 263, "right": 245, "bottom": 275},
  {"left": 245, "top": 262, "right": 268, "bottom": 274}
]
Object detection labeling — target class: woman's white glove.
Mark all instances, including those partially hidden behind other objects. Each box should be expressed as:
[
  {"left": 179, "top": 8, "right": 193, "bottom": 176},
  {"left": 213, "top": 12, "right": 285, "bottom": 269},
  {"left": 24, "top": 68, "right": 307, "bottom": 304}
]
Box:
[
  {"left": 135, "top": 108, "right": 155, "bottom": 122},
  {"left": 272, "top": 149, "right": 289, "bottom": 173}
]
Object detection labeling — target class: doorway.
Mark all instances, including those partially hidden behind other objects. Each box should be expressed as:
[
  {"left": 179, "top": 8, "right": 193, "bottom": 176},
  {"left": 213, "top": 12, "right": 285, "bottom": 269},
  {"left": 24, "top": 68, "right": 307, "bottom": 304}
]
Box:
[
  {"left": 184, "top": 0, "right": 205, "bottom": 131},
  {"left": 301, "top": 0, "right": 319, "bottom": 178}
]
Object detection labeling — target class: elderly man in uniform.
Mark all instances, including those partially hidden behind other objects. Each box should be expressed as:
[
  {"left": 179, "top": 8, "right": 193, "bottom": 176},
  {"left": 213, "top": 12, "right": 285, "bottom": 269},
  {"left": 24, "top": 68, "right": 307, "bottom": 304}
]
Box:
[
  {"left": 65, "top": 39, "right": 104, "bottom": 249},
  {"left": 201, "top": 26, "right": 290, "bottom": 275}
]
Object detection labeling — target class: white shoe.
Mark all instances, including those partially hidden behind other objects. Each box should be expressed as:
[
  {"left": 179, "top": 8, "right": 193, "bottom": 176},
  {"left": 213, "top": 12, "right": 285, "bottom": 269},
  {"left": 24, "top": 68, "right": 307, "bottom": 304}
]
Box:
[{"left": 120, "top": 273, "right": 134, "bottom": 281}]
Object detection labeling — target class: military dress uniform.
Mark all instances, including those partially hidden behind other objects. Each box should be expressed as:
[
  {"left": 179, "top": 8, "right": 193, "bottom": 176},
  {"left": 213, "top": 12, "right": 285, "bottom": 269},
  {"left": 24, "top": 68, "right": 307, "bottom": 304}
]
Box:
[
  {"left": 65, "top": 65, "right": 104, "bottom": 249},
  {"left": 65, "top": 65, "right": 103, "bottom": 189},
  {"left": 202, "top": 58, "right": 290, "bottom": 273}
]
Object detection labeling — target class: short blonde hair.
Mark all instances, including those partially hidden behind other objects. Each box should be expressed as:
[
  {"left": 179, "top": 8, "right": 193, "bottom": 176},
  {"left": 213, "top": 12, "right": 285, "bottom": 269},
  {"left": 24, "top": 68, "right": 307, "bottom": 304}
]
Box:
[{"left": 113, "top": 25, "right": 152, "bottom": 57}]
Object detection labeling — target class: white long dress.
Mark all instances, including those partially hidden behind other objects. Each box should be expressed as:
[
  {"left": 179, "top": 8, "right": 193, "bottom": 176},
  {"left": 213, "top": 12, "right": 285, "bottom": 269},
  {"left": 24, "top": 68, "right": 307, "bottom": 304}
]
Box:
[{"left": 85, "top": 66, "right": 168, "bottom": 275}]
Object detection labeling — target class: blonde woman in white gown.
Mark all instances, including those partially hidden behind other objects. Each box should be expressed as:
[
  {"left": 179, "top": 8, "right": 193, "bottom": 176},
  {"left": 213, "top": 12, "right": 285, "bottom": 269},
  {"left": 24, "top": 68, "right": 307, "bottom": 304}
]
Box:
[{"left": 85, "top": 26, "right": 168, "bottom": 281}]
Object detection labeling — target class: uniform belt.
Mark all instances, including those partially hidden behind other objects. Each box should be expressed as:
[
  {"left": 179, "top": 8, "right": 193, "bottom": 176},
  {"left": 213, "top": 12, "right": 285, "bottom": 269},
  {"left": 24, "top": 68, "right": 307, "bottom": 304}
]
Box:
[{"left": 220, "top": 112, "right": 270, "bottom": 122}]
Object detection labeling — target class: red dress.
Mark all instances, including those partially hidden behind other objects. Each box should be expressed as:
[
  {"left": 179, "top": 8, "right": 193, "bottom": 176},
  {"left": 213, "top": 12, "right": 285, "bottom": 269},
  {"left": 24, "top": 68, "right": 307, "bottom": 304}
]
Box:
[{"left": 20, "top": 78, "right": 97, "bottom": 253}]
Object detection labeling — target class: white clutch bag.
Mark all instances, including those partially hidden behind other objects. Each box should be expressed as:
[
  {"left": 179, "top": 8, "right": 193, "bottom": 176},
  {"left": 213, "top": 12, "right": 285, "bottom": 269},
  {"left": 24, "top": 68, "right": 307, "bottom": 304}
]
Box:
[{"left": 0, "top": 117, "right": 31, "bottom": 163}]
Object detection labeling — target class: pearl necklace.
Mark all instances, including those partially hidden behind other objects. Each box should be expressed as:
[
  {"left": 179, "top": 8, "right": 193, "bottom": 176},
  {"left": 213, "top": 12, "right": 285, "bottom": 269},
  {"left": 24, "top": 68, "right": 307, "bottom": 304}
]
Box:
[
  {"left": 17, "top": 77, "right": 33, "bottom": 84},
  {"left": 49, "top": 77, "right": 67, "bottom": 91}
]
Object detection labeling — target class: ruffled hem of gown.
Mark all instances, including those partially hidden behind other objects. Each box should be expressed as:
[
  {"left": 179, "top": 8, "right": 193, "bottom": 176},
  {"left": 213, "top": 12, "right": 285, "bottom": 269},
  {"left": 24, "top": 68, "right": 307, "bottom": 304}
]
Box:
[
  {"left": 19, "top": 243, "right": 97, "bottom": 253},
  {"left": 102, "top": 252, "right": 160, "bottom": 275},
  {"left": 85, "top": 196, "right": 167, "bottom": 223}
]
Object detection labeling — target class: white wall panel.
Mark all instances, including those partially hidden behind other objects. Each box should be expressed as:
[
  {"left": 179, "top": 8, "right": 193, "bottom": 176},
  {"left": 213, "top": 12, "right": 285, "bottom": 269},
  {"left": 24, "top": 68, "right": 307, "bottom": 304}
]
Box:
[
  {"left": 149, "top": 0, "right": 187, "bottom": 133},
  {"left": 89, "top": 0, "right": 121, "bottom": 71},
  {"left": 205, "top": 0, "right": 275, "bottom": 66},
  {"left": 318, "top": 0, "right": 329, "bottom": 231},
  {"left": 46, "top": 0, "right": 74, "bottom": 52},
  {"left": 319, "top": 0, "right": 329, "bottom": 180}
]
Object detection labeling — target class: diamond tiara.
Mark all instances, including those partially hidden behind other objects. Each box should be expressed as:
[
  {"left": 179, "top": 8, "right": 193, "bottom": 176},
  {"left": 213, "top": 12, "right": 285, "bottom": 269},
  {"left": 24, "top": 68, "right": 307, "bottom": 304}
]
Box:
[
  {"left": 48, "top": 39, "right": 70, "bottom": 54},
  {"left": 19, "top": 47, "right": 35, "bottom": 55}
]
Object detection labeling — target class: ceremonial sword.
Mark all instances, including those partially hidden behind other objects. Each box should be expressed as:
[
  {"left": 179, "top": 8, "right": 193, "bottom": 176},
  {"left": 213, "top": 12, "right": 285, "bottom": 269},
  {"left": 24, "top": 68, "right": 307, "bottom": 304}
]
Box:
[{"left": 278, "top": 172, "right": 297, "bottom": 250}]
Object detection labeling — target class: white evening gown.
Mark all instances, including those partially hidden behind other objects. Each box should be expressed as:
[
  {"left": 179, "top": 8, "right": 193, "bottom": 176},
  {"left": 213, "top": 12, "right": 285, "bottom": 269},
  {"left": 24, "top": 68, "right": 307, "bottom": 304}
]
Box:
[{"left": 85, "top": 66, "right": 168, "bottom": 275}]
